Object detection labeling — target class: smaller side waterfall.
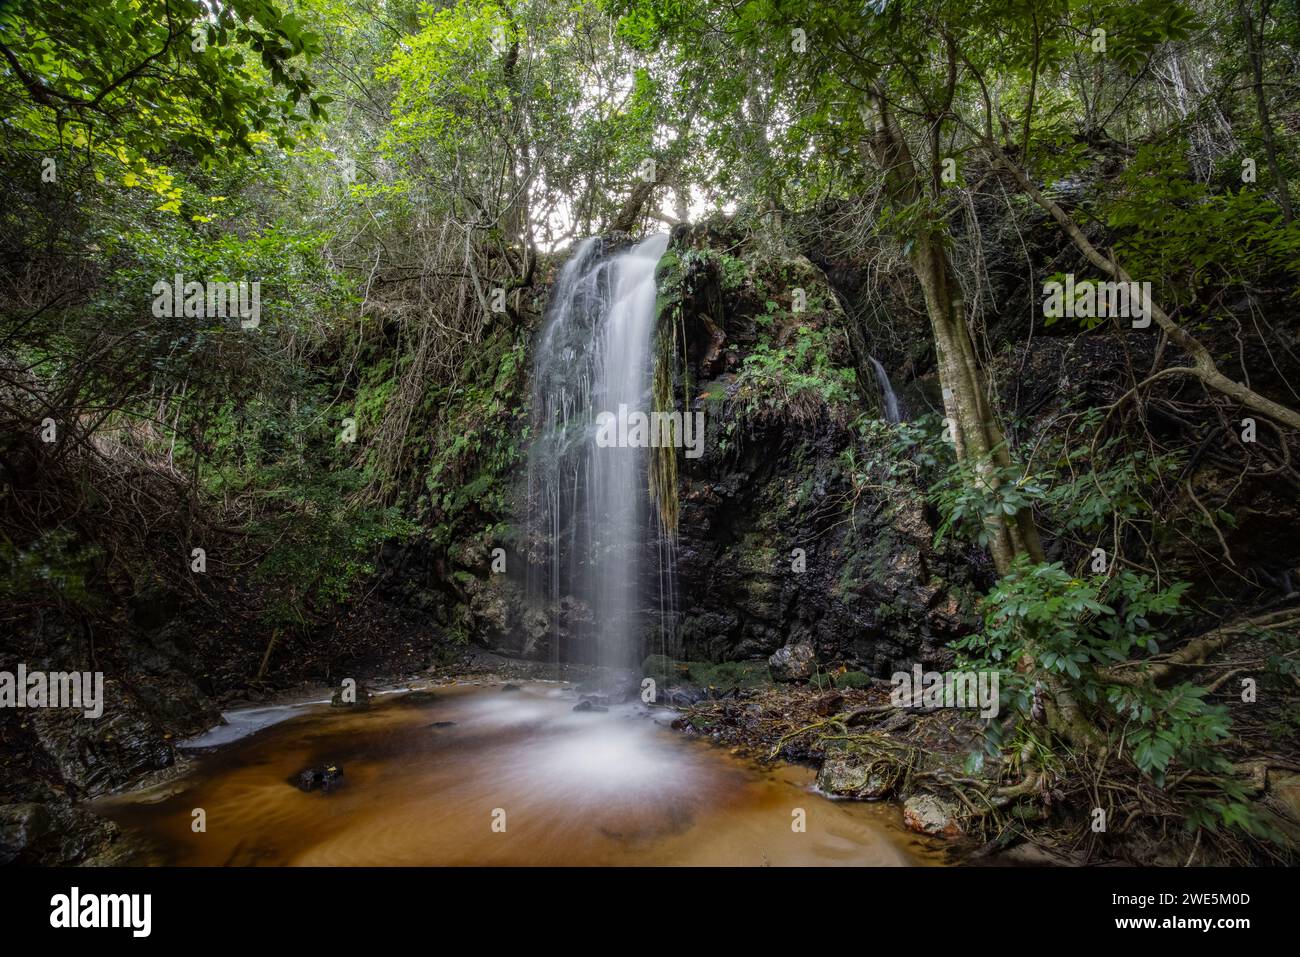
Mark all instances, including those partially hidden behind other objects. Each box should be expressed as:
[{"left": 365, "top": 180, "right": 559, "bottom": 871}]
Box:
[{"left": 869, "top": 355, "right": 905, "bottom": 424}]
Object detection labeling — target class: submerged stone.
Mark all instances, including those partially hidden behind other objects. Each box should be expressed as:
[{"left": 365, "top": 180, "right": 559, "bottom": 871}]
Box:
[
  {"left": 393, "top": 690, "right": 438, "bottom": 708},
  {"left": 641, "top": 655, "right": 772, "bottom": 694}
]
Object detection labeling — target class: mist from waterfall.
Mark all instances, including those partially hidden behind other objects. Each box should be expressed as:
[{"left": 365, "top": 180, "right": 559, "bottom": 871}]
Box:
[{"left": 527, "top": 234, "right": 671, "bottom": 671}]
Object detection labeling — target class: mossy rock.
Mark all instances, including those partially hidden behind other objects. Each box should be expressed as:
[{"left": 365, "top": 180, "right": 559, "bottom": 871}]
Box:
[
  {"left": 687, "top": 659, "right": 772, "bottom": 689},
  {"left": 834, "top": 671, "right": 873, "bottom": 690},
  {"left": 641, "top": 654, "right": 690, "bottom": 683},
  {"left": 640, "top": 655, "right": 773, "bottom": 691}
]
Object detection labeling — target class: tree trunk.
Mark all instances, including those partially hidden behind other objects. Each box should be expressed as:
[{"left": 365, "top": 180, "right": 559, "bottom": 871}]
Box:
[
  {"left": 1241, "top": 0, "right": 1294, "bottom": 224},
  {"left": 863, "top": 92, "right": 1045, "bottom": 575},
  {"left": 863, "top": 91, "right": 1094, "bottom": 748}
]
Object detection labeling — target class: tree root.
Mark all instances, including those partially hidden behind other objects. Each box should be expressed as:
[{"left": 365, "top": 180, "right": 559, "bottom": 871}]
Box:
[{"left": 1104, "top": 606, "right": 1300, "bottom": 687}]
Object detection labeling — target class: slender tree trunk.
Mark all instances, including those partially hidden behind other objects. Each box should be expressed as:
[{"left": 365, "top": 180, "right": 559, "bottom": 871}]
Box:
[
  {"left": 863, "top": 92, "right": 1095, "bottom": 747},
  {"left": 864, "top": 92, "right": 1045, "bottom": 575},
  {"left": 1241, "top": 0, "right": 1294, "bottom": 224}
]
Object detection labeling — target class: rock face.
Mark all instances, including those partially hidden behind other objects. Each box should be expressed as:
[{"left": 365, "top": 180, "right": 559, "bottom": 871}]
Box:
[
  {"left": 367, "top": 225, "right": 982, "bottom": 674},
  {"left": 657, "top": 226, "right": 981, "bottom": 676},
  {"left": 31, "top": 706, "right": 175, "bottom": 798},
  {"left": 768, "top": 641, "right": 817, "bottom": 683},
  {"left": 1, "top": 589, "right": 222, "bottom": 804},
  {"left": 0, "top": 583, "right": 226, "bottom": 863},
  {"left": 0, "top": 801, "right": 125, "bottom": 865}
]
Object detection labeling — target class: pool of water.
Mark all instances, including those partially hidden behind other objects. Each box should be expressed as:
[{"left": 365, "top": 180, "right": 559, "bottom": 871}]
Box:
[{"left": 95, "top": 682, "right": 945, "bottom": 866}]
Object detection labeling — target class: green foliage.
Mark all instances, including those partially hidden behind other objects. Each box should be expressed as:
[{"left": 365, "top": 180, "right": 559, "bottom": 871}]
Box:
[
  {"left": 1, "top": 0, "right": 325, "bottom": 165},
  {"left": 0, "top": 531, "right": 103, "bottom": 613},
  {"left": 931, "top": 452, "right": 1045, "bottom": 549},
  {"left": 716, "top": 251, "right": 752, "bottom": 294},
  {"left": 957, "top": 558, "right": 1227, "bottom": 782},
  {"left": 956, "top": 553, "right": 1277, "bottom": 838},
  {"left": 250, "top": 468, "right": 418, "bottom": 626},
  {"left": 929, "top": 414, "right": 1188, "bottom": 553},
  {"left": 728, "top": 324, "right": 856, "bottom": 428},
  {"left": 1039, "top": 447, "right": 1186, "bottom": 536},
  {"left": 841, "top": 413, "right": 951, "bottom": 495},
  {"left": 421, "top": 331, "right": 530, "bottom": 544},
  {"left": 1104, "top": 142, "right": 1300, "bottom": 318}
]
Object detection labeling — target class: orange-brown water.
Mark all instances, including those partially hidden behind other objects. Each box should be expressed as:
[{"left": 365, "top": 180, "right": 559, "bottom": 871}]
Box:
[{"left": 96, "top": 682, "right": 945, "bottom": 866}]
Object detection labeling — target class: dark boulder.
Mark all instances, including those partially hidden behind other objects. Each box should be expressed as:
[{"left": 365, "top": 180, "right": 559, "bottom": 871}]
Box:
[
  {"left": 330, "top": 682, "right": 371, "bottom": 709},
  {"left": 292, "top": 764, "right": 345, "bottom": 793}
]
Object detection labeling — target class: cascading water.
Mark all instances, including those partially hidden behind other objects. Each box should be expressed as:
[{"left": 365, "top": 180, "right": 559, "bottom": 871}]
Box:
[
  {"left": 869, "top": 355, "right": 905, "bottom": 424},
  {"left": 527, "top": 234, "right": 672, "bottom": 672}
]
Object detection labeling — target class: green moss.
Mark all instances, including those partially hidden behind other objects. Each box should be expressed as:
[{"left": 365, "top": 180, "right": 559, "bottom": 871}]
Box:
[
  {"left": 648, "top": 314, "right": 681, "bottom": 539},
  {"left": 686, "top": 660, "right": 772, "bottom": 689},
  {"left": 835, "top": 670, "right": 873, "bottom": 689},
  {"left": 640, "top": 654, "right": 773, "bottom": 690}
]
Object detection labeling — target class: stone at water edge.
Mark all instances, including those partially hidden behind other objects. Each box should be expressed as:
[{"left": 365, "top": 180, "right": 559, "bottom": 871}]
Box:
[
  {"left": 816, "top": 750, "right": 894, "bottom": 800},
  {"left": 767, "top": 641, "right": 817, "bottom": 683},
  {"left": 902, "top": 792, "right": 964, "bottom": 838},
  {"left": 392, "top": 689, "right": 439, "bottom": 708}
]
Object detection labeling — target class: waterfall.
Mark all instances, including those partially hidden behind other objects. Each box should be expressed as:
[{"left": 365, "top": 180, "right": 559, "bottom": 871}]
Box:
[
  {"left": 869, "top": 355, "right": 904, "bottom": 424},
  {"left": 527, "top": 234, "right": 671, "bottom": 671}
]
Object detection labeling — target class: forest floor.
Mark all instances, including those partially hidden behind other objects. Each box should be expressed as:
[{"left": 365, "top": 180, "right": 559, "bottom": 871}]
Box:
[{"left": 662, "top": 621, "right": 1300, "bottom": 867}]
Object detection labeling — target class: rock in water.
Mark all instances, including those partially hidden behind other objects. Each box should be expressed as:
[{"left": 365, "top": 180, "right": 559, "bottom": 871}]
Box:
[
  {"left": 572, "top": 699, "right": 609, "bottom": 713},
  {"left": 330, "top": 684, "right": 371, "bottom": 709},
  {"left": 768, "top": 641, "right": 817, "bottom": 683},
  {"left": 292, "top": 764, "right": 345, "bottom": 793},
  {"left": 393, "top": 690, "right": 438, "bottom": 708}
]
